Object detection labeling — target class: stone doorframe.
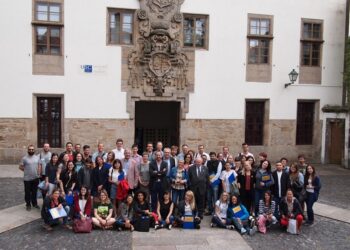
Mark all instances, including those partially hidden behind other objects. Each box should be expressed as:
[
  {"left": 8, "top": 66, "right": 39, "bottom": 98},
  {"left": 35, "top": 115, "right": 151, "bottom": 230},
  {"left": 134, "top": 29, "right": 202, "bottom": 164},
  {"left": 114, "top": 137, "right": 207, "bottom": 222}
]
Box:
[{"left": 121, "top": 0, "right": 195, "bottom": 120}]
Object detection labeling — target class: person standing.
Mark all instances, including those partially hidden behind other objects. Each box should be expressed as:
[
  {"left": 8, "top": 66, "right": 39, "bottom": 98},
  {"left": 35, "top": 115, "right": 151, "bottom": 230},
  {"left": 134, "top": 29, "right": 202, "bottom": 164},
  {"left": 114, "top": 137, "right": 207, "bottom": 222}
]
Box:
[
  {"left": 188, "top": 158, "right": 208, "bottom": 219},
  {"left": 92, "top": 143, "right": 107, "bottom": 164},
  {"left": 239, "top": 142, "right": 255, "bottom": 160},
  {"left": 112, "top": 138, "right": 125, "bottom": 160},
  {"left": 39, "top": 143, "right": 51, "bottom": 178},
  {"left": 304, "top": 165, "right": 321, "bottom": 226},
  {"left": 59, "top": 142, "right": 74, "bottom": 162},
  {"left": 271, "top": 162, "right": 290, "bottom": 218},
  {"left": 131, "top": 144, "right": 142, "bottom": 166},
  {"left": 19, "top": 145, "right": 42, "bottom": 211},
  {"left": 138, "top": 152, "right": 151, "bottom": 198},
  {"left": 82, "top": 145, "right": 92, "bottom": 163},
  {"left": 124, "top": 149, "right": 139, "bottom": 195},
  {"left": 206, "top": 152, "right": 222, "bottom": 215}
]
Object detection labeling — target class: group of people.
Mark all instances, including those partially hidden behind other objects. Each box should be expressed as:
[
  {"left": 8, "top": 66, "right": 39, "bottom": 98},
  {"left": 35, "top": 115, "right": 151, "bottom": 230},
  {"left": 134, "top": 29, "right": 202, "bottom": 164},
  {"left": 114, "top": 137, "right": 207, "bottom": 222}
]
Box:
[{"left": 19, "top": 139, "right": 321, "bottom": 234}]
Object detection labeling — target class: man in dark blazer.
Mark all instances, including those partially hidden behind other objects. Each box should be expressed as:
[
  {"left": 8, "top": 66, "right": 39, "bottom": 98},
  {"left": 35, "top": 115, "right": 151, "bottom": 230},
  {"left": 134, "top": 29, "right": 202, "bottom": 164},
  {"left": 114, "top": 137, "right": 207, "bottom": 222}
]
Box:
[
  {"left": 188, "top": 157, "right": 209, "bottom": 219},
  {"left": 272, "top": 162, "right": 291, "bottom": 218},
  {"left": 163, "top": 147, "right": 176, "bottom": 188},
  {"left": 149, "top": 151, "right": 168, "bottom": 211}
]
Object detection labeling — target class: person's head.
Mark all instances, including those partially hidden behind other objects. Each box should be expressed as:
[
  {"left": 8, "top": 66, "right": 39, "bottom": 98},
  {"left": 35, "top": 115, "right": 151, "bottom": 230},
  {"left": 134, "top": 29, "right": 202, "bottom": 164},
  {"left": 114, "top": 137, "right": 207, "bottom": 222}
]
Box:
[
  {"left": 222, "top": 146, "right": 229, "bottom": 156},
  {"left": 276, "top": 162, "right": 283, "bottom": 171},
  {"left": 62, "top": 153, "right": 69, "bottom": 163},
  {"left": 66, "top": 142, "right": 73, "bottom": 152},
  {"left": 85, "top": 158, "right": 93, "bottom": 169},
  {"left": 286, "top": 189, "right": 294, "bottom": 202},
  {"left": 50, "top": 153, "right": 59, "bottom": 165},
  {"left": 198, "top": 145, "right": 204, "bottom": 154},
  {"left": 243, "top": 161, "right": 252, "bottom": 172},
  {"left": 97, "top": 143, "right": 104, "bottom": 152},
  {"left": 289, "top": 162, "right": 298, "bottom": 174},
  {"left": 181, "top": 144, "right": 189, "bottom": 154},
  {"left": 194, "top": 157, "right": 203, "bottom": 166},
  {"left": 170, "top": 145, "right": 178, "bottom": 156},
  {"left": 99, "top": 189, "right": 110, "bottom": 203},
  {"left": 307, "top": 165, "right": 316, "bottom": 177},
  {"left": 209, "top": 152, "right": 217, "bottom": 161},
  {"left": 116, "top": 138, "right": 123, "bottom": 149},
  {"left": 188, "top": 150, "right": 195, "bottom": 158},
  {"left": 95, "top": 156, "right": 104, "bottom": 167},
  {"left": 240, "top": 155, "right": 247, "bottom": 163},
  {"left": 52, "top": 188, "right": 60, "bottom": 200},
  {"left": 178, "top": 160, "right": 184, "bottom": 169},
  {"left": 280, "top": 157, "right": 288, "bottom": 167},
  {"left": 184, "top": 190, "right": 196, "bottom": 210},
  {"left": 234, "top": 156, "right": 241, "bottom": 168},
  {"left": 217, "top": 152, "right": 223, "bottom": 161},
  {"left": 112, "top": 159, "right": 123, "bottom": 172},
  {"left": 201, "top": 154, "right": 207, "bottom": 163},
  {"left": 184, "top": 153, "right": 192, "bottom": 164},
  {"left": 230, "top": 194, "right": 239, "bottom": 205},
  {"left": 126, "top": 195, "right": 133, "bottom": 205},
  {"left": 67, "top": 161, "right": 75, "bottom": 171},
  {"left": 124, "top": 149, "right": 131, "bottom": 160},
  {"left": 156, "top": 141, "right": 163, "bottom": 151},
  {"left": 298, "top": 154, "right": 306, "bottom": 164},
  {"left": 79, "top": 185, "right": 88, "bottom": 199},
  {"left": 43, "top": 143, "right": 50, "bottom": 152},
  {"left": 136, "top": 191, "right": 146, "bottom": 203},
  {"left": 220, "top": 192, "right": 229, "bottom": 203},
  {"left": 75, "top": 153, "right": 83, "bottom": 162},
  {"left": 83, "top": 145, "right": 90, "bottom": 156},
  {"left": 264, "top": 190, "right": 272, "bottom": 203},
  {"left": 163, "top": 191, "right": 171, "bottom": 201},
  {"left": 261, "top": 160, "right": 271, "bottom": 172},
  {"left": 163, "top": 147, "right": 171, "bottom": 159},
  {"left": 107, "top": 151, "right": 115, "bottom": 162},
  {"left": 74, "top": 144, "right": 81, "bottom": 153},
  {"left": 224, "top": 162, "right": 231, "bottom": 171},
  {"left": 142, "top": 152, "right": 149, "bottom": 163},
  {"left": 242, "top": 143, "right": 249, "bottom": 153},
  {"left": 227, "top": 155, "right": 234, "bottom": 164},
  {"left": 258, "top": 152, "right": 267, "bottom": 162},
  {"left": 146, "top": 142, "right": 153, "bottom": 152},
  {"left": 155, "top": 151, "right": 162, "bottom": 161},
  {"left": 27, "top": 145, "right": 35, "bottom": 156},
  {"left": 131, "top": 144, "right": 138, "bottom": 155},
  {"left": 246, "top": 156, "right": 255, "bottom": 166}
]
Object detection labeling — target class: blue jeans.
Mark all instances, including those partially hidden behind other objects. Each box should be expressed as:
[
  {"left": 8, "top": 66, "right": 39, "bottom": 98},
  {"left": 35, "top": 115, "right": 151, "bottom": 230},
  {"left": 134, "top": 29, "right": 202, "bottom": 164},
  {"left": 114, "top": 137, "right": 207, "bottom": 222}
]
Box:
[
  {"left": 172, "top": 189, "right": 185, "bottom": 206},
  {"left": 306, "top": 192, "right": 317, "bottom": 222},
  {"left": 211, "top": 215, "right": 227, "bottom": 228},
  {"left": 273, "top": 196, "right": 282, "bottom": 219},
  {"left": 255, "top": 189, "right": 266, "bottom": 216},
  {"left": 159, "top": 215, "right": 174, "bottom": 226},
  {"left": 207, "top": 185, "right": 219, "bottom": 214}
]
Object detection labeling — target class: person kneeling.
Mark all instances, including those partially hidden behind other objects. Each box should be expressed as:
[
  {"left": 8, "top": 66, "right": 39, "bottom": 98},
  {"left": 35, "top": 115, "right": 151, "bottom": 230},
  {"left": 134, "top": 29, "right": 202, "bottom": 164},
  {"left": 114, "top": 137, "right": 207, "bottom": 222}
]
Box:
[
  {"left": 116, "top": 195, "right": 134, "bottom": 231},
  {"left": 257, "top": 191, "right": 277, "bottom": 234},
  {"left": 92, "top": 190, "right": 116, "bottom": 229},
  {"left": 41, "top": 188, "right": 72, "bottom": 231},
  {"left": 227, "top": 194, "right": 256, "bottom": 235},
  {"left": 175, "top": 190, "right": 201, "bottom": 229},
  {"left": 157, "top": 191, "right": 174, "bottom": 230},
  {"left": 133, "top": 190, "right": 159, "bottom": 231},
  {"left": 211, "top": 192, "right": 229, "bottom": 228},
  {"left": 279, "top": 189, "right": 303, "bottom": 234}
]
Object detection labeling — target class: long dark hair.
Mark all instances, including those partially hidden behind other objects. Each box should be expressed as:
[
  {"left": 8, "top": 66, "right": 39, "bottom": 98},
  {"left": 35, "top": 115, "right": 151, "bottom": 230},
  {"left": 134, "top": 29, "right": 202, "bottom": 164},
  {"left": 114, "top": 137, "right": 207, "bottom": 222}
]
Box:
[
  {"left": 50, "top": 153, "right": 59, "bottom": 165},
  {"left": 95, "top": 156, "right": 103, "bottom": 167},
  {"left": 263, "top": 190, "right": 272, "bottom": 206},
  {"left": 78, "top": 185, "right": 89, "bottom": 200},
  {"left": 260, "top": 160, "right": 272, "bottom": 173},
  {"left": 112, "top": 159, "right": 123, "bottom": 173},
  {"left": 305, "top": 165, "right": 316, "bottom": 181}
]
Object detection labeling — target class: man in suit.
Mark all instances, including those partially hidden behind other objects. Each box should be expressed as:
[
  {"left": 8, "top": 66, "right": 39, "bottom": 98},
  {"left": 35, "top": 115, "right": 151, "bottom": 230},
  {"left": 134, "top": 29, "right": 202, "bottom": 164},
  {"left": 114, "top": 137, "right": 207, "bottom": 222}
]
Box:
[
  {"left": 272, "top": 162, "right": 291, "bottom": 218},
  {"left": 188, "top": 157, "right": 209, "bottom": 219},
  {"left": 163, "top": 147, "right": 175, "bottom": 183},
  {"left": 149, "top": 151, "right": 168, "bottom": 211}
]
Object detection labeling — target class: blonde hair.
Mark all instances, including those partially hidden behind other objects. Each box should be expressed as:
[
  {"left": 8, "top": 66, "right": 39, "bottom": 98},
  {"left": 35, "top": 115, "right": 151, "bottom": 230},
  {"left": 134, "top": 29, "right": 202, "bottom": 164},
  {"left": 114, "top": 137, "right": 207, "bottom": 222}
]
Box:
[
  {"left": 99, "top": 189, "right": 111, "bottom": 204},
  {"left": 185, "top": 190, "right": 196, "bottom": 210}
]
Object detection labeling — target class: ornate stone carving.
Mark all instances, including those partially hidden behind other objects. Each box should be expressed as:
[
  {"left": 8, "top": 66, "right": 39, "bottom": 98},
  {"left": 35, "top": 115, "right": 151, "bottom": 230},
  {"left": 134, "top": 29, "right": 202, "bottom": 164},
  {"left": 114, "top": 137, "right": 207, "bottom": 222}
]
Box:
[{"left": 122, "top": 0, "right": 194, "bottom": 118}]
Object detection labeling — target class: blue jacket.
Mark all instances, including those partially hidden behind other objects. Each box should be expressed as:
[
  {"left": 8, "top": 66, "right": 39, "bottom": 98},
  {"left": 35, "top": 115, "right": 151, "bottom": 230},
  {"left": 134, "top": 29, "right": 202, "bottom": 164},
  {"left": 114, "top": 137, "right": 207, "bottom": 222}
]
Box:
[
  {"left": 170, "top": 167, "right": 188, "bottom": 186},
  {"left": 227, "top": 203, "right": 249, "bottom": 221}
]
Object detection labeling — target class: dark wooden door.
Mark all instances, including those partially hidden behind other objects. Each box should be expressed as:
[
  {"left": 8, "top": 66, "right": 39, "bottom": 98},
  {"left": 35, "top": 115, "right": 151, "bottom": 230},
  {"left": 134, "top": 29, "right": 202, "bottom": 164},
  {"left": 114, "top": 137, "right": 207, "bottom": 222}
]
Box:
[
  {"left": 135, "top": 101, "right": 180, "bottom": 152},
  {"left": 328, "top": 119, "right": 345, "bottom": 164}
]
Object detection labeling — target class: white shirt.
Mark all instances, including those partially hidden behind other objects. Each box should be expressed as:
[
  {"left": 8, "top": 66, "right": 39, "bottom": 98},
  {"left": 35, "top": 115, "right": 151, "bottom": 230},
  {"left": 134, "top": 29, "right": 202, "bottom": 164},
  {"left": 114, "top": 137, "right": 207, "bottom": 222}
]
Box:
[
  {"left": 277, "top": 171, "right": 283, "bottom": 198},
  {"left": 113, "top": 148, "right": 125, "bottom": 160},
  {"left": 220, "top": 170, "right": 237, "bottom": 193},
  {"left": 215, "top": 200, "right": 228, "bottom": 219},
  {"left": 79, "top": 199, "right": 87, "bottom": 213}
]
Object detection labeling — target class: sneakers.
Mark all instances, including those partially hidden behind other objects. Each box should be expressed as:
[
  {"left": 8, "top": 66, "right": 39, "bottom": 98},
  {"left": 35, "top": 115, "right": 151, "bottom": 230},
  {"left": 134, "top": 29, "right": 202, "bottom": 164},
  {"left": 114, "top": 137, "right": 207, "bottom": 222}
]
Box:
[
  {"left": 26, "top": 205, "right": 31, "bottom": 211},
  {"left": 42, "top": 224, "right": 53, "bottom": 231},
  {"left": 226, "top": 225, "right": 234, "bottom": 230},
  {"left": 240, "top": 227, "right": 247, "bottom": 235},
  {"left": 63, "top": 224, "right": 72, "bottom": 230},
  {"left": 248, "top": 226, "right": 257, "bottom": 236},
  {"left": 130, "top": 225, "right": 134, "bottom": 232},
  {"left": 117, "top": 227, "right": 122, "bottom": 231},
  {"left": 155, "top": 224, "right": 161, "bottom": 230},
  {"left": 210, "top": 223, "right": 214, "bottom": 228},
  {"left": 33, "top": 205, "right": 40, "bottom": 209},
  {"left": 167, "top": 224, "right": 172, "bottom": 230}
]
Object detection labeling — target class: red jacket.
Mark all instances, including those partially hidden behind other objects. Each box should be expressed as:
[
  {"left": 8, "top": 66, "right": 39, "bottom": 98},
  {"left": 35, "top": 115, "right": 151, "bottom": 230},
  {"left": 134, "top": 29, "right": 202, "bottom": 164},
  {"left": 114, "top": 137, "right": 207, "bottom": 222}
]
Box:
[{"left": 73, "top": 193, "right": 92, "bottom": 217}]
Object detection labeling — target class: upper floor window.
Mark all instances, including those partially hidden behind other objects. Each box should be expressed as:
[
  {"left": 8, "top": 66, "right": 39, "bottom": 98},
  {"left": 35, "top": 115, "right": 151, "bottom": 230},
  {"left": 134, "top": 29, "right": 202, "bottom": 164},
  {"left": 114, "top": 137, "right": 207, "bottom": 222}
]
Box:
[
  {"left": 183, "top": 14, "right": 208, "bottom": 49},
  {"left": 35, "top": 26, "right": 61, "bottom": 55},
  {"left": 301, "top": 20, "right": 323, "bottom": 67},
  {"left": 247, "top": 15, "right": 273, "bottom": 64},
  {"left": 35, "top": 2, "right": 61, "bottom": 22},
  {"left": 108, "top": 9, "right": 134, "bottom": 45}
]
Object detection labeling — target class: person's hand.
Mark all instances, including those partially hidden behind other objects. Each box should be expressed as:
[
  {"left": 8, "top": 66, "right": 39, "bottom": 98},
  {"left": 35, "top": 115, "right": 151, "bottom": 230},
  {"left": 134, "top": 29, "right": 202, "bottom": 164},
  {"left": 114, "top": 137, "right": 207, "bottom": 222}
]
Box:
[
  {"left": 290, "top": 213, "right": 294, "bottom": 218},
  {"left": 81, "top": 216, "right": 86, "bottom": 221},
  {"left": 45, "top": 182, "right": 49, "bottom": 188},
  {"left": 166, "top": 218, "right": 170, "bottom": 224},
  {"left": 181, "top": 217, "right": 184, "bottom": 221},
  {"left": 260, "top": 182, "right": 265, "bottom": 187},
  {"left": 267, "top": 214, "right": 273, "bottom": 220},
  {"left": 281, "top": 215, "right": 286, "bottom": 219},
  {"left": 98, "top": 185, "right": 103, "bottom": 191},
  {"left": 125, "top": 220, "right": 130, "bottom": 227},
  {"left": 222, "top": 219, "right": 226, "bottom": 224},
  {"left": 58, "top": 204, "right": 63, "bottom": 209},
  {"left": 236, "top": 218, "right": 241, "bottom": 224},
  {"left": 68, "top": 190, "right": 72, "bottom": 195}
]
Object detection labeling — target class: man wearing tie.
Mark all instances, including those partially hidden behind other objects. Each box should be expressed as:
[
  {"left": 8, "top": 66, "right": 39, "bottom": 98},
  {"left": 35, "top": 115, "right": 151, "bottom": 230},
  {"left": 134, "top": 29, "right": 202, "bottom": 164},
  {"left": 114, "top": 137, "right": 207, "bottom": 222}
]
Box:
[
  {"left": 149, "top": 151, "right": 168, "bottom": 211},
  {"left": 188, "top": 157, "right": 209, "bottom": 219}
]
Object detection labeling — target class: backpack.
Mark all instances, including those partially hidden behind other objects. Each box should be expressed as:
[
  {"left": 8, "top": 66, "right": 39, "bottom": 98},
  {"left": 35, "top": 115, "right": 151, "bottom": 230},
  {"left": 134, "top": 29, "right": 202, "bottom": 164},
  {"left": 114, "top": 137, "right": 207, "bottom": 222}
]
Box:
[{"left": 116, "top": 179, "right": 129, "bottom": 201}]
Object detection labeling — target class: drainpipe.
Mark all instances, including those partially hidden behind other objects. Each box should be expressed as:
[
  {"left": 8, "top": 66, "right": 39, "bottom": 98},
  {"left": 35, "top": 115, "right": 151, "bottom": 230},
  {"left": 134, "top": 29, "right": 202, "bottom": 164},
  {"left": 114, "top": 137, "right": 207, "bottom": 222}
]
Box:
[{"left": 343, "top": 0, "right": 350, "bottom": 106}]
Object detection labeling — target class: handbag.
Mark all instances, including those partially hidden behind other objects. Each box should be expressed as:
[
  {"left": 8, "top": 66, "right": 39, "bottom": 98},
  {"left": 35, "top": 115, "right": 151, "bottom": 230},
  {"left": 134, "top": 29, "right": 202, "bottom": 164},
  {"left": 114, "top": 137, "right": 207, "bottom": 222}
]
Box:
[
  {"left": 134, "top": 216, "right": 150, "bottom": 232},
  {"left": 65, "top": 194, "right": 74, "bottom": 206},
  {"left": 230, "top": 182, "right": 240, "bottom": 196},
  {"left": 287, "top": 219, "right": 297, "bottom": 234},
  {"left": 73, "top": 218, "right": 92, "bottom": 233}
]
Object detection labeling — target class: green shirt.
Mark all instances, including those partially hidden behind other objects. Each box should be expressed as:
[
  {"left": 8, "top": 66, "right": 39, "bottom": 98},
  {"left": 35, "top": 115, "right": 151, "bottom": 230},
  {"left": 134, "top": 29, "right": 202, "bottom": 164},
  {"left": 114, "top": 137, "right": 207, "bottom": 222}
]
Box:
[{"left": 94, "top": 202, "right": 112, "bottom": 218}]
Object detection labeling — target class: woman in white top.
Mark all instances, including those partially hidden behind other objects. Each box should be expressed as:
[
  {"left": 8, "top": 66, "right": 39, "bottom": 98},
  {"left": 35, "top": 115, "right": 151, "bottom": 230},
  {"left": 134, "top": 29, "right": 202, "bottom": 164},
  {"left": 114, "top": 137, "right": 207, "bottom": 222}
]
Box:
[
  {"left": 108, "top": 159, "right": 125, "bottom": 215},
  {"left": 220, "top": 162, "right": 238, "bottom": 194},
  {"left": 211, "top": 192, "right": 229, "bottom": 228},
  {"left": 73, "top": 185, "right": 92, "bottom": 219}
]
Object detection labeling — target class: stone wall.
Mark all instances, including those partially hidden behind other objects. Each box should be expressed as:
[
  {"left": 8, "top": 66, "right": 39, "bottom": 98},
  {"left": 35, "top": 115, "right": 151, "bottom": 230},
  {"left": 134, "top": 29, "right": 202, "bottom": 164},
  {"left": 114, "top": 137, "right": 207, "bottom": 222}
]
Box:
[{"left": 0, "top": 118, "right": 322, "bottom": 164}]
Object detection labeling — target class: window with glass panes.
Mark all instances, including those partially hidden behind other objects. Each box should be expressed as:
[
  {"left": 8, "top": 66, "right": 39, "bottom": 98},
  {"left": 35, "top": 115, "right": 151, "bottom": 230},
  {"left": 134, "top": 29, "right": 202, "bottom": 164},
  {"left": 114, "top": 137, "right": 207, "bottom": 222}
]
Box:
[
  {"left": 247, "top": 18, "right": 272, "bottom": 64},
  {"left": 296, "top": 101, "right": 315, "bottom": 145},
  {"left": 245, "top": 101, "right": 265, "bottom": 145},
  {"left": 301, "top": 21, "right": 323, "bottom": 67},
  {"left": 108, "top": 9, "right": 134, "bottom": 45},
  {"left": 33, "top": 1, "right": 62, "bottom": 55},
  {"left": 183, "top": 14, "right": 208, "bottom": 49}
]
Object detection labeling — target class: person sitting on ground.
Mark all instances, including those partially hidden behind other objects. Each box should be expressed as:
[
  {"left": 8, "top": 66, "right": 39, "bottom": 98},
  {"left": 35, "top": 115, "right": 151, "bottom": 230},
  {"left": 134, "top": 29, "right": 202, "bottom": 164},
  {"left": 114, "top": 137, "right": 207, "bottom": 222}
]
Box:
[
  {"left": 41, "top": 188, "right": 72, "bottom": 231},
  {"left": 156, "top": 191, "right": 174, "bottom": 230},
  {"left": 116, "top": 195, "right": 134, "bottom": 231},
  {"left": 211, "top": 192, "right": 229, "bottom": 228},
  {"left": 226, "top": 194, "right": 256, "bottom": 235},
  {"left": 73, "top": 185, "right": 92, "bottom": 219},
  {"left": 257, "top": 190, "right": 277, "bottom": 234},
  {"left": 279, "top": 189, "right": 303, "bottom": 234},
  {"left": 133, "top": 190, "right": 159, "bottom": 229},
  {"left": 175, "top": 190, "right": 201, "bottom": 229},
  {"left": 91, "top": 189, "right": 116, "bottom": 229}
]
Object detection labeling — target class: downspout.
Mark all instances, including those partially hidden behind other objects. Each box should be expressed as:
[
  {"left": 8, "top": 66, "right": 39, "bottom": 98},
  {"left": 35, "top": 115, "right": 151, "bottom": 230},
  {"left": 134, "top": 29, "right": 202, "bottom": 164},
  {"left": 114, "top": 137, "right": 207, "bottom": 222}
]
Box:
[{"left": 343, "top": 0, "right": 350, "bottom": 106}]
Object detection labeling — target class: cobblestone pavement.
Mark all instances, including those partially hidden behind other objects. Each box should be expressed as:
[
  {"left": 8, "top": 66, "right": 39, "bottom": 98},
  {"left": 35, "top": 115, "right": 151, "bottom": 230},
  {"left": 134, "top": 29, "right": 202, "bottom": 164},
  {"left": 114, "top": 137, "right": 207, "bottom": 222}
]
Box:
[
  {"left": 0, "top": 219, "right": 132, "bottom": 250},
  {"left": 243, "top": 215, "right": 350, "bottom": 250},
  {"left": 0, "top": 178, "right": 24, "bottom": 210}
]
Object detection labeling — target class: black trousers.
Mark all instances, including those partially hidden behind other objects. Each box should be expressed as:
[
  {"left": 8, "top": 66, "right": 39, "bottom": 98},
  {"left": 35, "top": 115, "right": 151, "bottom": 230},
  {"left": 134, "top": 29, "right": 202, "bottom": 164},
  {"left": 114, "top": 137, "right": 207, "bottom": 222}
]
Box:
[
  {"left": 24, "top": 178, "right": 39, "bottom": 207},
  {"left": 191, "top": 186, "right": 206, "bottom": 217}
]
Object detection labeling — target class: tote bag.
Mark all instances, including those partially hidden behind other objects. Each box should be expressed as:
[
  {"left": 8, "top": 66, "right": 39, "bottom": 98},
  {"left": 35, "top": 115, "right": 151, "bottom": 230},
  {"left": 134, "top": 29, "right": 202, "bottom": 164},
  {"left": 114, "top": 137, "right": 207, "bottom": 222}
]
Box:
[{"left": 287, "top": 219, "right": 297, "bottom": 234}]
